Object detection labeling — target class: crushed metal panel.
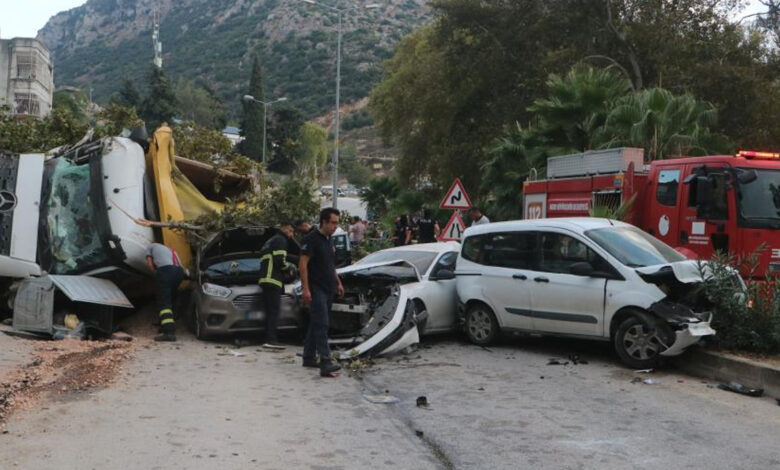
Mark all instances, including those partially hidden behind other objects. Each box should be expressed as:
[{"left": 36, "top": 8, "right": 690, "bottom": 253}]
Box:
[
  {"left": 48, "top": 275, "right": 133, "bottom": 308},
  {"left": 13, "top": 277, "right": 55, "bottom": 334}
]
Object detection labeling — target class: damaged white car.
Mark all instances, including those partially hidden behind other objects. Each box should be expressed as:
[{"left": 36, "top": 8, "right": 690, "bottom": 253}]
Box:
[
  {"left": 457, "top": 218, "right": 723, "bottom": 368},
  {"left": 295, "top": 242, "right": 461, "bottom": 359}
]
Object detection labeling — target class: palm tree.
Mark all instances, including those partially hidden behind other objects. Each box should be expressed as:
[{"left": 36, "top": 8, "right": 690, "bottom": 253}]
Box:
[
  {"left": 528, "top": 66, "right": 632, "bottom": 153},
  {"left": 360, "top": 177, "right": 400, "bottom": 219},
  {"left": 596, "top": 88, "right": 731, "bottom": 160},
  {"left": 481, "top": 123, "right": 548, "bottom": 221}
]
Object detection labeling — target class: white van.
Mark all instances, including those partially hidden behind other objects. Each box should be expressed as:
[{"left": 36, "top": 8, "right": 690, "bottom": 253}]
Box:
[{"left": 455, "top": 218, "right": 718, "bottom": 368}]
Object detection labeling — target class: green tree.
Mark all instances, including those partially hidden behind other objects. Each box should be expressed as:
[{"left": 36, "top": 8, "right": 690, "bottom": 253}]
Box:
[
  {"left": 175, "top": 78, "right": 227, "bottom": 130},
  {"left": 481, "top": 124, "right": 548, "bottom": 221},
  {"left": 141, "top": 66, "right": 178, "bottom": 131},
  {"left": 240, "top": 55, "right": 266, "bottom": 161},
  {"left": 95, "top": 103, "right": 144, "bottom": 137},
  {"left": 266, "top": 105, "right": 305, "bottom": 174},
  {"left": 597, "top": 88, "right": 732, "bottom": 160},
  {"left": 52, "top": 89, "right": 90, "bottom": 127},
  {"left": 528, "top": 66, "right": 632, "bottom": 153},
  {"left": 113, "top": 79, "right": 141, "bottom": 109},
  {"left": 297, "top": 122, "right": 329, "bottom": 179},
  {"left": 360, "top": 176, "right": 400, "bottom": 218},
  {"left": 0, "top": 105, "right": 88, "bottom": 153}
]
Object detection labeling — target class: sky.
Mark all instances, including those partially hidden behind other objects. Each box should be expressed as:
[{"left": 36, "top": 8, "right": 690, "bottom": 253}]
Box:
[{"left": 0, "top": 0, "right": 772, "bottom": 39}]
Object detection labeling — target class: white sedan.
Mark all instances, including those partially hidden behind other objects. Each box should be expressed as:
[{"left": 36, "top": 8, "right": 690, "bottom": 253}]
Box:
[{"left": 296, "top": 242, "right": 461, "bottom": 359}]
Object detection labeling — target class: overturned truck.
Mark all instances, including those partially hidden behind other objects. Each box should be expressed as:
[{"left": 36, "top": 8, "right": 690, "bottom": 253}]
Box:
[{"left": 0, "top": 127, "right": 251, "bottom": 335}]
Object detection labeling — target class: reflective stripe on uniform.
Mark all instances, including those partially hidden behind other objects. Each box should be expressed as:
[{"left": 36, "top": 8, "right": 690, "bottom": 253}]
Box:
[
  {"left": 159, "top": 308, "right": 175, "bottom": 325},
  {"left": 259, "top": 277, "right": 283, "bottom": 287},
  {"left": 259, "top": 249, "right": 286, "bottom": 287}
]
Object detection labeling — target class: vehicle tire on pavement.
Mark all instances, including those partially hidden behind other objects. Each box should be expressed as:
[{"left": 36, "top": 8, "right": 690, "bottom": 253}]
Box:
[
  {"left": 465, "top": 303, "right": 499, "bottom": 346},
  {"left": 613, "top": 311, "right": 672, "bottom": 369},
  {"left": 188, "top": 300, "right": 210, "bottom": 341}
]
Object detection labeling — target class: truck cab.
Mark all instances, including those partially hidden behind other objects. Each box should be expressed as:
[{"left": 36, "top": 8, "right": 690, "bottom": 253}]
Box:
[
  {"left": 0, "top": 137, "right": 154, "bottom": 281},
  {"left": 642, "top": 151, "right": 780, "bottom": 277}
]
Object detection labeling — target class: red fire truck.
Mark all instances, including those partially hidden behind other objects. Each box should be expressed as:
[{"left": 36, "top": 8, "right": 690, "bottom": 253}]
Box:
[{"left": 523, "top": 148, "right": 780, "bottom": 278}]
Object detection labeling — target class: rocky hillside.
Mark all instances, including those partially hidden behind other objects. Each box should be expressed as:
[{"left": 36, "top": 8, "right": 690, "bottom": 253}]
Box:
[{"left": 38, "top": 0, "right": 430, "bottom": 119}]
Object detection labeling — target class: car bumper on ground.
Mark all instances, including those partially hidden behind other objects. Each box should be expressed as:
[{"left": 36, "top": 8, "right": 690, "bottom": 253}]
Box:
[{"left": 660, "top": 321, "right": 716, "bottom": 357}]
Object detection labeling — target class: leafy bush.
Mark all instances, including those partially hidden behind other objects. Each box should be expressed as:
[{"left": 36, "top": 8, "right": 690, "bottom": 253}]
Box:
[{"left": 698, "top": 250, "right": 780, "bottom": 353}]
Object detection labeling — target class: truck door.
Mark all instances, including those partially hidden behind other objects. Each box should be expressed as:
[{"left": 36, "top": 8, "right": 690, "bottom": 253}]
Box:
[
  {"left": 678, "top": 164, "right": 734, "bottom": 258},
  {"left": 646, "top": 168, "right": 682, "bottom": 246}
]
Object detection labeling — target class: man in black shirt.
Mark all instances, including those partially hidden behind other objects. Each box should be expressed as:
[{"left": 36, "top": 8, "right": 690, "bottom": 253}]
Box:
[
  {"left": 417, "top": 210, "right": 440, "bottom": 243},
  {"left": 299, "top": 208, "right": 344, "bottom": 377}
]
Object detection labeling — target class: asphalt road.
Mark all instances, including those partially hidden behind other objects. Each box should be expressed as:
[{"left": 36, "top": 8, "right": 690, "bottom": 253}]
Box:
[{"left": 1, "top": 323, "right": 779, "bottom": 469}]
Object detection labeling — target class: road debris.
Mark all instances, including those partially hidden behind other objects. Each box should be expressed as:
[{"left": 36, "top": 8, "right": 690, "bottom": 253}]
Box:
[
  {"left": 717, "top": 382, "right": 764, "bottom": 397},
  {"left": 0, "top": 338, "right": 133, "bottom": 429},
  {"left": 416, "top": 396, "right": 429, "bottom": 408},
  {"left": 547, "top": 359, "right": 568, "bottom": 366},
  {"left": 631, "top": 377, "right": 661, "bottom": 385},
  {"left": 363, "top": 391, "right": 400, "bottom": 404},
  {"left": 634, "top": 369, "right": 654, "bottom": 374}
]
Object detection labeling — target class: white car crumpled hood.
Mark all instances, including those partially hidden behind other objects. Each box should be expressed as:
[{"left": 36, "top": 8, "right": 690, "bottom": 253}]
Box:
[{"left": 635, "top": 260, "right": 705, "bottom": 284}]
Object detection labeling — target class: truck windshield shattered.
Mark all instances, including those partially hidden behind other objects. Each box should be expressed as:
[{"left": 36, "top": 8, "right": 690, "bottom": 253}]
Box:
[{"left": 40, "top": 156, "right": 111, "bottom": 274}]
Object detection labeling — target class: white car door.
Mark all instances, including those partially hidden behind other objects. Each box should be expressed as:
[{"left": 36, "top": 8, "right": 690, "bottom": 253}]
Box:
[
  {"left": 528, "top": 231, "right": 608, "bottom": 337},
  {"left": 462, "top": 231, "right": 537, "bottom": 330},
  {"left": 417, "top": 251, "right": 459, "bottom": 332}
]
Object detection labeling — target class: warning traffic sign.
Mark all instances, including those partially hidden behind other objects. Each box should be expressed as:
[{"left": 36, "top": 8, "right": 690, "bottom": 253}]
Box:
[
  {"left": 439, "top": 178, "right": 472, "bottom": 210},
  {"left": 439, "top": 212, "right": 467, "bottom": 241}
]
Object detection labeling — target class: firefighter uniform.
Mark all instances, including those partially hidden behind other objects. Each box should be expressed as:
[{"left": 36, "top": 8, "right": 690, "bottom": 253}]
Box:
[
  {"left": 146, "top": 243, "right": 185, "bottom": 342},
  {"left": 259, "top": 230, "right": 295, "bottom": 347}
]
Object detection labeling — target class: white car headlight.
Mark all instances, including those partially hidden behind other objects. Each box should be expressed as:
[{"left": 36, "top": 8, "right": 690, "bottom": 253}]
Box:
[{"left": 202, "top": 282, "right": 232, "bottom": 298}]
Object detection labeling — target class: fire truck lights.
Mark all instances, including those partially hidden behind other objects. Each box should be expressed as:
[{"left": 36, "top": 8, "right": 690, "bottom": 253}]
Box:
[{"left": 737, "top": 150, "right": 780, "bottom": 160}]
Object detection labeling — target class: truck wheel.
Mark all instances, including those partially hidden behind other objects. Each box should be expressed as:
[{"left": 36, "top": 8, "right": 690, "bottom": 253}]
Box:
[
  {"left": 465, "top": 303, "right": 499, "bottom": 346},
  {"left": 614, "top": 312, "right": 671, "bottom": 369}
]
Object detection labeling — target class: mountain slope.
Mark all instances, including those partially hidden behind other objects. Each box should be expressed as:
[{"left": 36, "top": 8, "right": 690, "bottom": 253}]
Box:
[{"left": 38, "top": 0, "right": 430, "bottom": 119}]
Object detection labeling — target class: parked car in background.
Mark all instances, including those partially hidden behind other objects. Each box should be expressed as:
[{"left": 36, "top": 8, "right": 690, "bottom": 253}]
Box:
[
  {"left": 456, "top": 218, "right": 718, "bottom": 368},
  {"left": 294, "top": 242, "right": 461, "bottom": 358},
  {"left": 189, "top": 227, "right": 300, "bottom": 339}
]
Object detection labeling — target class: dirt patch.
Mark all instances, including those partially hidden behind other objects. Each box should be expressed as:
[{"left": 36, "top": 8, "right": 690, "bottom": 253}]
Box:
[{"left": 0, "top": 338, "right": 134, "bottom": 429}]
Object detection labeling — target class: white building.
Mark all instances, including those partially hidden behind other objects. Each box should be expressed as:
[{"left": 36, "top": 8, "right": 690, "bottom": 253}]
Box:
[
  {"left": 222, "top": 126, "right": 244, "bottom": 148},
  {"left": 0, "top": 37, "right": 54, "bottom": 118}
]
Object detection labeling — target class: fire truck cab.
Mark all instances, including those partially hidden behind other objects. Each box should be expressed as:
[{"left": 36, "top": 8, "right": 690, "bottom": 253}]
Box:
[{"left": 523, "top": 148, "right": 780, "bottom": 278}]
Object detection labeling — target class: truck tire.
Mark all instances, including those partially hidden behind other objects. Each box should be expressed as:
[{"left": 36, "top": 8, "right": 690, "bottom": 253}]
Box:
[{"left": 465, "top": 303, "right": 499, "bottom": 346}]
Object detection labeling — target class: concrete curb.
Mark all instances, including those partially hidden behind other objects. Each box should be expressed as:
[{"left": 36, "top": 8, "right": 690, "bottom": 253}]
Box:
[{"left": 673, "top": 347, "right": 780, "bottom": 399}]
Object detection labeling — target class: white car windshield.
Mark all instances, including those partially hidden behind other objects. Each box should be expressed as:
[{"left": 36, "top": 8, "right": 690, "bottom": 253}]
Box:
[
  {"left": 585, "top": 226, "right": 686, "bottom": 268},
  {"left": 356, "top": 250, "right": 438, "bottom": 274}
]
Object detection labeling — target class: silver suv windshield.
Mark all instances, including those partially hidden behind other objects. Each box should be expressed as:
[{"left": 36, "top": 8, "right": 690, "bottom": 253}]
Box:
[{"left": 585, "top": 226, "right": 686, "bottom": 268}]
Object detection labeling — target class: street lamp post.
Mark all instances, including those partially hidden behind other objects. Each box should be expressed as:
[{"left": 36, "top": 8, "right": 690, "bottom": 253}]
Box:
[
  {"left": 301, "top": 0, "right": 380, "bottom": 209},
  {"left": 243, "top": 95, "right": 288, "bottom": 165}
]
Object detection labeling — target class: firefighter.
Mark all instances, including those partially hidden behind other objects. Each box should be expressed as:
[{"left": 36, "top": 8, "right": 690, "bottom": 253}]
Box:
[
  {"left": 259, "top": 223, "right": 297, "bottom": 349},
  {"left": 146, "top": 243, "right": 186, "bottom": 342}
]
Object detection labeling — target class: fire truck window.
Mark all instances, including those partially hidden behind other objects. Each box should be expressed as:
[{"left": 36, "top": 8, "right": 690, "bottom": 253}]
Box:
[
  {"left": 656, "top": 170, "right": 680, "bottom": 206},
  {"left": 689, "top": 173, "right": 729, "bottom": 220},
  {"left": 481, "top": 232, "right": 537, "bottom": 269}
]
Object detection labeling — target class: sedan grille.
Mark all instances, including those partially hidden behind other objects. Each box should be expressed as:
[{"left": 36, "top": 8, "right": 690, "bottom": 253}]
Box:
[{"left": 232, "top": 294, "right": 262, "bottom": 310}]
